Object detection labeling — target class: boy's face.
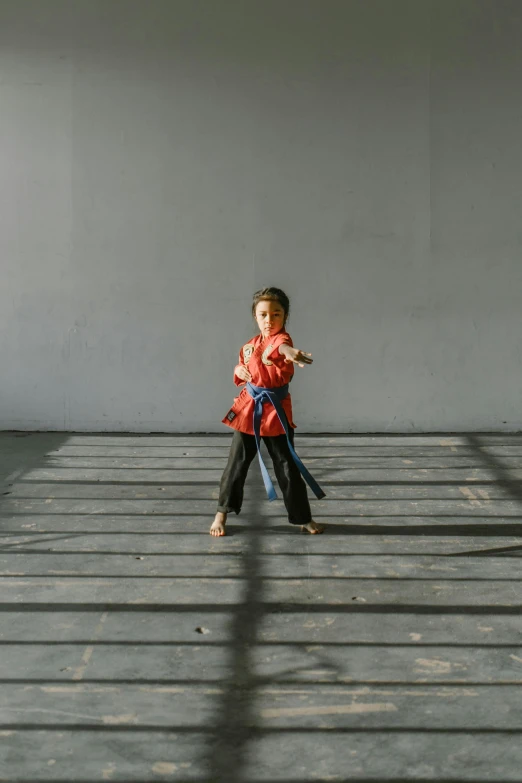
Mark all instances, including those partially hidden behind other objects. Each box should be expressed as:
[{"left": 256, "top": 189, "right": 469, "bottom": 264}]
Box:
[{"left": 254, "top": 299, "right": 286, "bottom": 339}]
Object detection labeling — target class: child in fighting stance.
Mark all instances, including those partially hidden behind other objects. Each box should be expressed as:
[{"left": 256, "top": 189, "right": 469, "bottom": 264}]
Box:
[{"left": 210, "top": 287, "right": 325, "bottom": 536}]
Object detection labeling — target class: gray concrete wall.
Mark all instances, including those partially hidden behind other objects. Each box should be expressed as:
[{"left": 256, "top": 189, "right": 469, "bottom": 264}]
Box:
[{"left": 0, "top": 0, "right": 520, "bottom": 432}]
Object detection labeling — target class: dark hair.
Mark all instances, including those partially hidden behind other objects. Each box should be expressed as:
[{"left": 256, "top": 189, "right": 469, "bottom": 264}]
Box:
[{"left": 251, "top": 287, "right": 290, "bottom": 322}]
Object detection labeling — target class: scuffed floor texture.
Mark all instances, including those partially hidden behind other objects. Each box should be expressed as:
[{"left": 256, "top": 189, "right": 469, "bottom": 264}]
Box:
[{"left": 1, "top": 432, "right": 522, "bottom": 782}]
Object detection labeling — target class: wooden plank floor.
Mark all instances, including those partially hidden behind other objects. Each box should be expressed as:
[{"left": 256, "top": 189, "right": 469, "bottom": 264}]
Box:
[{"left": 1, "top": 432, "right": 522, "bottom": 782}]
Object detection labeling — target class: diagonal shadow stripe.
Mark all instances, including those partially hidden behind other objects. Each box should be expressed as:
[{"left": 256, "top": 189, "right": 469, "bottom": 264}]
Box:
[{"left": 204, "top": 481, "right": 265, "bottom": 781}]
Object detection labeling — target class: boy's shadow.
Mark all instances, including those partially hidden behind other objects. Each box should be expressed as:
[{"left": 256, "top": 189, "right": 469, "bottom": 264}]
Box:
[
  {"left": 265, "top": 522, "right": 522, "bottom": 536},
  {"left": 266, "top": 523, "right": 344, "bottom": 534}
]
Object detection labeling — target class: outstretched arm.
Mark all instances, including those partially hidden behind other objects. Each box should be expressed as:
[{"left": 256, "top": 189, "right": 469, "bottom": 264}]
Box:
[{"left": 279, "top": 344, "right": 313, "bottom": 368}]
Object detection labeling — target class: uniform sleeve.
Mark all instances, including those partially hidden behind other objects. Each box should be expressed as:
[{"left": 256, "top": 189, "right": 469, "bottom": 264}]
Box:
[
  {"left": 268, "top": 333, "right": 294, "bottom": 384},
  {"left": 278, "top": 333, "right": 293, "bottom": 348}
]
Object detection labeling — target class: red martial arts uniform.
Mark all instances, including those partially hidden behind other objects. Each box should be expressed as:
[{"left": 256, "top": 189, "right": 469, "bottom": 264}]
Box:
[{"left": 222, "top": 329, "right": 296, "bottom": 436}]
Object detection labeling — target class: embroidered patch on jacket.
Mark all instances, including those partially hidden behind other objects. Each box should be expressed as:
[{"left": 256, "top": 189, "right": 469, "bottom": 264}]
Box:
[
  {"left": 226, "top": 410, "right": 236, "bottom": 422},
  {"left": 243, "top": 344, "right": 255, "bottom": 364},
  {"left": 261, "top": 344, "right": 274, "bottom": 366}
]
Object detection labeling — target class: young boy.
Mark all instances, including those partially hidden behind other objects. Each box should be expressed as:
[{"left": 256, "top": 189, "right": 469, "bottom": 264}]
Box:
[{"left": 210, "top": 287, "right": 325, "bottom": 536}]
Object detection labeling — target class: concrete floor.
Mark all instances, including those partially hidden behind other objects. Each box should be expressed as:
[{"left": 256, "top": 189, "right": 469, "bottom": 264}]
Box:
[{"left": 0, "top": 432, "right": 522, "bottom": 782}]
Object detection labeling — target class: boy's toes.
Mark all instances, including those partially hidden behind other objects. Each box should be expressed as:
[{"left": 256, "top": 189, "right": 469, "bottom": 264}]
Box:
[
  {"left": 301, "top": 521, "right": 325, "bottom": 534},
  {"left": 210, "top": 512, "right": 227, "bottom": 537}
]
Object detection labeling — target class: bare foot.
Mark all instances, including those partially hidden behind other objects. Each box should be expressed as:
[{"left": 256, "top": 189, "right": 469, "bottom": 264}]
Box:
[
  {"left": 301, "top": 520, "right": 325, "bottom": 534},
  {"left": 210, "top": 512, "right": 227, "bottom": 537}
]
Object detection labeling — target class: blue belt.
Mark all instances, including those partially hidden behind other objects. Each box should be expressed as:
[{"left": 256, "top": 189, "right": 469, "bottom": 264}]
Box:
[{"left": 246, "top": 382, "right": 326, "bottom": 502}]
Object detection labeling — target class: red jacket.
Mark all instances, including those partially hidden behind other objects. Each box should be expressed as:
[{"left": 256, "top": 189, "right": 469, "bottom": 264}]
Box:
[{"left": 222, "top": 329, "right": 296, "bottom": 436}]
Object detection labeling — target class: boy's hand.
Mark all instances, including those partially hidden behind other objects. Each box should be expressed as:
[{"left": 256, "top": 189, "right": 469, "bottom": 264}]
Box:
[
  {"left": 235, "top": 364, "right": 252, "bottom": 383},
  {"left": 279, "top": 345, "right": 313, "bottom": 368}
]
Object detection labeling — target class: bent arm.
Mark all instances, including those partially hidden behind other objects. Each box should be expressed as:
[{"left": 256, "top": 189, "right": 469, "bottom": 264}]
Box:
[
  {"left": 233, "top": 346, "right": 253, "bottom": 386},
  {"left": 234, "top": 364, "right": 251, "bottom": 385}
]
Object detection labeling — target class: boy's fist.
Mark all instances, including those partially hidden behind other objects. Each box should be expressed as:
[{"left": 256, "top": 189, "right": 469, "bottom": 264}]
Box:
[
  {"left": 280, "top": 345, "right": 313, "bottom": 368},
  {"left": 235, "top": 365, "right": 252, "bottom": 383}
]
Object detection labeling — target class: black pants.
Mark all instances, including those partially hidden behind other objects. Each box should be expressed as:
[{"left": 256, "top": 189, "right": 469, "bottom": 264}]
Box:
[{"left": 217, "top": 429, "right": 312, "bottom": 525}]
